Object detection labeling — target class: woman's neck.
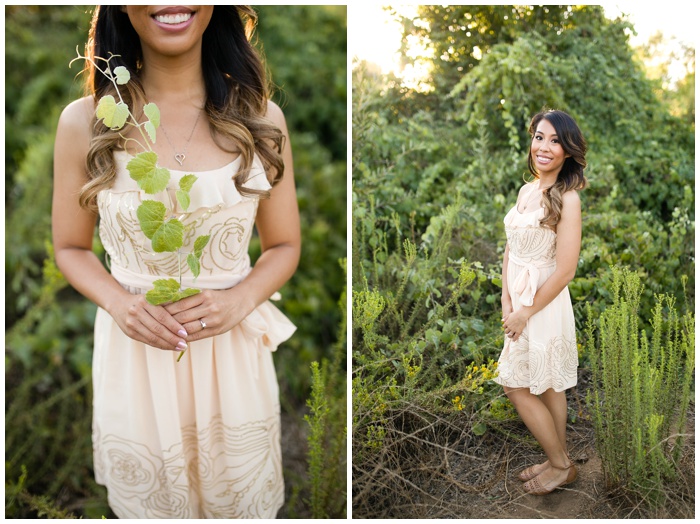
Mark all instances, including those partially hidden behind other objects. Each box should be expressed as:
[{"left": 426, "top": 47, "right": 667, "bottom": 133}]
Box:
[
  {"left": 139, "top": 48, "right": 207, "bottom": 108},
  {"left": 537, "top": 172, "right": 559, "bottom": 189}
]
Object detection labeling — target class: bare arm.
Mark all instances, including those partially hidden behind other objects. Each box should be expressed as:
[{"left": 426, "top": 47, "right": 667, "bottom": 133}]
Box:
[
  {"left": 501, "top": 183, "right": 530, "bottom": 316},
  {"left": 52, "top": 97, "right": 188, "bottom": 351},
  {"left": 165, "top": 100, "right": 301, "bottom": 339},
  {"left": 236, "top": 100, "right": 301, "bottom": 305},
  {"left": 522, "top": 190, "right": 581, "bottom": 317},
  {"left": 501, "top": 243, "right": 512, "bottom": 313}
]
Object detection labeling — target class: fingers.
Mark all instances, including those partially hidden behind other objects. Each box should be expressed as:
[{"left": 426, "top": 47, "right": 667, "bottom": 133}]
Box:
[
  {"left": 180, "top": 319, "right": 209, "bottom": 342},
  {"left": 170, "top": 290, "right": 220, "bottom": 325},
  {"left": 502, "top": 319, "right": 520, "bottom": 342},
  {"left": 123, "top": 296, "right": 188, "bottom": 352},
  {"left": 164, "top": 292, "right": 205, "bottom": 316},
  {"left": 159, "top": 289, "right": 236, "bottom": 343}
]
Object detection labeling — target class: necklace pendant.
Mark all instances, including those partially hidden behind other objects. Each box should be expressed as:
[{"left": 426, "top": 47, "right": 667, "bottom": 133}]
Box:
[{"left": 175, "top": 153, "right": 186, "bottom": 166}]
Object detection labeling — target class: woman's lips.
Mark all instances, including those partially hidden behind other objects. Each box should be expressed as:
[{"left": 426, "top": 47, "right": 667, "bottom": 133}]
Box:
[{"left": 151, "top": 8, "right": 195, "bottom": 31}]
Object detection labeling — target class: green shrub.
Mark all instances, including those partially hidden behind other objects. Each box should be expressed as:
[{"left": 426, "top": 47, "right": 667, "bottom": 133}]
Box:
[
  {"left": 352, "top": 199, "right": 503, "bottom": 517},
  {"left": 586, "top": 266, "right": 694, "bottom": 504},
  {"left": 303, "top": 261, "right": 347, "bottom": 519}
]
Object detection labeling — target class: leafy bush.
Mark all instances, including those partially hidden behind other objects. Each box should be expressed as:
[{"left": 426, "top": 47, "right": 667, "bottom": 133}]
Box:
[
  {"left": 352, "top": 194, "right": 503, "bottom": 517},
  {"left": 586, "top": 266, "right": 694, "bottom": 504}
]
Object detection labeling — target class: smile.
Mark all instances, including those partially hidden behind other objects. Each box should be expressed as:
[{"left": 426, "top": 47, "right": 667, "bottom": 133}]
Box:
[
  {"left": 154, "top": 12, "right": 193, "bottom": 25},
  {"left": 536, "top": 156, "right": 552, "bottom": 163}
]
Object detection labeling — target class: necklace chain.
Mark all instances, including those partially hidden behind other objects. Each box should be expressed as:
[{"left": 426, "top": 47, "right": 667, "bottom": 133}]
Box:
[{"left": 160, "top": 110, "right": 202, "bottom": 166}]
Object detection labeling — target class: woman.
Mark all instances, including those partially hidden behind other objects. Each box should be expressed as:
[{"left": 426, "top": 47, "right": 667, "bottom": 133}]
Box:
[
  {"left": 52, "top": 6, "right": 300, "bottom": 518},
  {"left": 493, "top": 109, "right": 587, "bottom": 495}
]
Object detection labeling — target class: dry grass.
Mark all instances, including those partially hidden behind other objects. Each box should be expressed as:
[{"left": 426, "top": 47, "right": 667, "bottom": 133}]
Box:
[{"left": 351, "top": 379, "right": 695, "bottom": 519}]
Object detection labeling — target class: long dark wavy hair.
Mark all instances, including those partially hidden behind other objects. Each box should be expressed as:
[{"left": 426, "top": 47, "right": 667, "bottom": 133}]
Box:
[
  {"left": 527, "top": 109, "right": 587, "bottom": 230},
  {"left": 79, "top": 5, "right": 284, "bottom": 212}
]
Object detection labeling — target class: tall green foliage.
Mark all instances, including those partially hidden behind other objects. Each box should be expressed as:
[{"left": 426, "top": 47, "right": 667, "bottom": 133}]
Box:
[
  {"left": 586, "top": 267, "right": 694, "bottom": 504},
  {"left": 351, "top": 198, "right": 502, "bottom": 517},
  {"left": 303, "top": 261, "right": 347, "bottom": 519}
]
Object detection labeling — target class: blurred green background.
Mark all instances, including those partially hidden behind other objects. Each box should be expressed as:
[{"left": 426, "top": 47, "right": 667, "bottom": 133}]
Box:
[{"left": 5, "top": 5, "right": 347, "bottom": 519}]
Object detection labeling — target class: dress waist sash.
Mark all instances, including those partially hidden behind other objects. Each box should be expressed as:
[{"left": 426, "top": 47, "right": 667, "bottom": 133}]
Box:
[
  {"left": 508, "top": 253, "right": 556, "bottom": 307},
  {"left": 110, "top": 263, "right": 251, "bottom": 292}
]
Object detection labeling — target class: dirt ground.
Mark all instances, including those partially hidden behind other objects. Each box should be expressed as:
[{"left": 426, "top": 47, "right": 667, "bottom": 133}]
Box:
[
  {"left": 468, "top": 434, "right": 609, "bottom": 519},
  {"left": 434, "top": 386, "right": 695, "bottom": 520},
  {"left": 352, "top": 377, "right": 695, "bottom": 519}
]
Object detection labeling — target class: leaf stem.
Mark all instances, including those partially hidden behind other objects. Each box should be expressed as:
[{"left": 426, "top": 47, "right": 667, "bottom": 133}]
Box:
[{"left": 178, "top": 251, "right": 183, "bottom": 290}]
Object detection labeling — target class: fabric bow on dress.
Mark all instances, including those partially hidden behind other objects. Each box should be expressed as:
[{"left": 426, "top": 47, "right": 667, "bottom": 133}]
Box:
[{"left": 509, "top": 253, "right": 556, "bottom": 307}]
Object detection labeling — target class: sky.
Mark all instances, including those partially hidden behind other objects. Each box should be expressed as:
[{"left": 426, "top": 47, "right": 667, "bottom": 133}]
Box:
[{"left": 349, "top": 4, "right": 696, "bottom": 83}]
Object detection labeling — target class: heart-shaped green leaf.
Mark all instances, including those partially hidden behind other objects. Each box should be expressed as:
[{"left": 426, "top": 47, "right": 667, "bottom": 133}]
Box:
[
  {"left": 136, "top": 200, "right": 167, "bottom": 239},
  {"left": 187, "top": 253, "right": 201, "bottom": 279},
  {"left": 193, "top": 235, "right": 210, "bottom": 258},
  {"left": 145, "top": 278, "right": 201, "bottom": 305},
  {"left": 96, "top": 95, "right": 129, "bottom": 130},
  {"left": 176, "top": 190, "right": 190, "bottom": 212},
  {"left": 151, "top": 218, "right": 184, "bottom": 253},
  {"left": 127, "top": 151, "right": 170, "bottom": 194},
  {"left": 113, "top": 66, "right": 131, "bottom": 85}
]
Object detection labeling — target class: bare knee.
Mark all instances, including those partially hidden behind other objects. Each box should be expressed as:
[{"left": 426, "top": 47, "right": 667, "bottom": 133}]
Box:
[{"left": 503, "top": 386, "right": 531, "bottom": 408}]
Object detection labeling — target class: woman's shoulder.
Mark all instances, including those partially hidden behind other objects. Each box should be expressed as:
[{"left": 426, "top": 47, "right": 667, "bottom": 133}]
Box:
[
  {"left": 561, "top": 188, "right": 581, "bottom": 207},
  {"left": 57, "top": 96, "right": 95, "bottom": 139},
  {"left": 265, "top": 99, "right": 288, "bottom": 131}
]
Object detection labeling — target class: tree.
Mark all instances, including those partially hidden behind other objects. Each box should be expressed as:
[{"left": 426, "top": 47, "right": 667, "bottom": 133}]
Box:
[{"left": 396, "top": 5, "right": 613, "bottom": 100}]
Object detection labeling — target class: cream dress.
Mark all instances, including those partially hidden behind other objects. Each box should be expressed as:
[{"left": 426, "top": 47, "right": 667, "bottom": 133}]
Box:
[
  {"left": 92, "top": 150, "right": 295, "bottom": 518},
  {"left": 493, "top": 183, "right": 578, "bottom": 394}
]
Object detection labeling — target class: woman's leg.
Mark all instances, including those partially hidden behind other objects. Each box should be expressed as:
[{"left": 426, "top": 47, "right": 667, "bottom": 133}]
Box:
[
  {"left": 539, "top": 388, "right": 568, "bottom": 452},
  {"left": 503, "top": 386, "right": 569, "bottom": 469}
]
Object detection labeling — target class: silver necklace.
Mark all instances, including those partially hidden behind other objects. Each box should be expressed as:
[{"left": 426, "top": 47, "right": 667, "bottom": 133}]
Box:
[{"left": 160, "top": 110, "right": 202, "bottom": 166}]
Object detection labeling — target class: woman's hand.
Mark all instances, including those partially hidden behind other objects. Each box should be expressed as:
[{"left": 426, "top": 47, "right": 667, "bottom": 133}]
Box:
[
  {"left": 164, "top": 288, "right": 255, "bottom": 343},
  {"left": 502, "top": 308, "right": 529, "bottom": 342},
  {"left": 501, "top": 296, "right": 513, "bottom": 320},
  {"left": 110, "top": 294, "right": 189, "bottom": 352}
]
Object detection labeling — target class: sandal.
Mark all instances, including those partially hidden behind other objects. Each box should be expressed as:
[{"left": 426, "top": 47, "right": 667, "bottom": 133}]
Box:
[
  {"left": 523, "top": 462, "right": 577, "bottom": 496},
  {"left": 516, "top": 461, "right": 549, "bottom": 482},
  {"left": 517, "top": 453, "right": 572, "bottom": 481}
]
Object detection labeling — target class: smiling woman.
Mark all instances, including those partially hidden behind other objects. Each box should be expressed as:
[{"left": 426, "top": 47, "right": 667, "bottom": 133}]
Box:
[
  {"left": 494, "top": 109, "right": 587, "bottom": 496},
  {"left": 52, "top": 5, "right": 300, "bottom": 518}
]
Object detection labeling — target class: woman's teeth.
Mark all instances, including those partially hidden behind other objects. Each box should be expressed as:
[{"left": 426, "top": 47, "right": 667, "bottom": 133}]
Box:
[{"left": 154, "top": 13, "right": 192, "bottom": 25}]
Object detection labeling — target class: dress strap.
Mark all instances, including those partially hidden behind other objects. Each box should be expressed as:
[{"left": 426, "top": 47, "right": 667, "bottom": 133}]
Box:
[{"left": 516, "top": 181, "right": 540, "bottom": 213}]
